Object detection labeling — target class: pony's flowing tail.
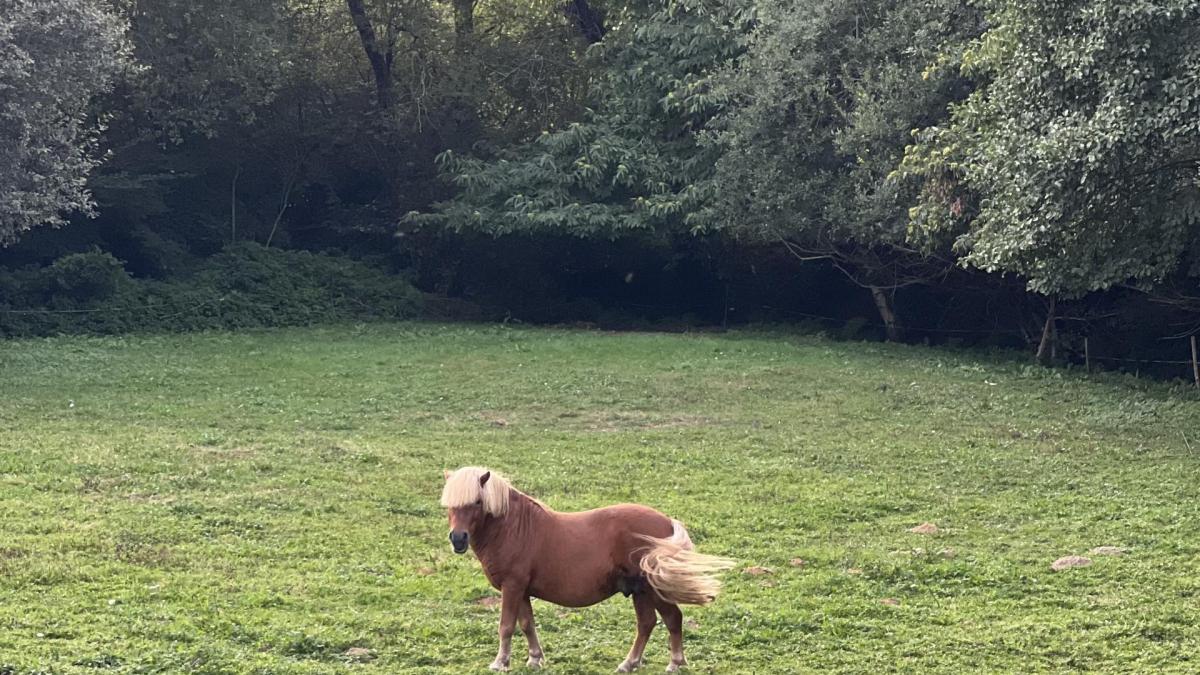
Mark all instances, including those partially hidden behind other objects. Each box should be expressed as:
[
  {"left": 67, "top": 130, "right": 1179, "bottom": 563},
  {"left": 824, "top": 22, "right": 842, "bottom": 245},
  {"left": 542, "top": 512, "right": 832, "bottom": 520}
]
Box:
[{"left": 637, "top": 520, "right": 735, "bottom": 606}]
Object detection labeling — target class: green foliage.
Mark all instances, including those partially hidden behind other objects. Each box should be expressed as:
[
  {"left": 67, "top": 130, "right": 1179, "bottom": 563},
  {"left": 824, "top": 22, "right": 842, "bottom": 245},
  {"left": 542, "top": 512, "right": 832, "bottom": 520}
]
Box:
[
  {"left": 901, "top": 0, "right": 1200, "bottom": 297},
  {"left": 11, "top": 0, "right": 1200, "bottom": 344},
  {"left": 80, "top": 0, "right": 598, "bottom": 269},
  {"left": 412, "top": 0, "right": 755, "bottom": 237},
  {"left": 3, "top": 325, "right": 1200, "bottom": 671},
  {"left": 0, "top": 0, "right": 131, "bottom": 244},
  {"left": 44, "top": 250, "right": 131, "bottom": 302},
  {"left": 0, "top": 244, "right": 422, "bottom": 337},
  {"left": 115, "top": 0, "right": 290, "bottom": 144},
  {"left": 702, "top": 0, "right": 982, "bottom": 284}
]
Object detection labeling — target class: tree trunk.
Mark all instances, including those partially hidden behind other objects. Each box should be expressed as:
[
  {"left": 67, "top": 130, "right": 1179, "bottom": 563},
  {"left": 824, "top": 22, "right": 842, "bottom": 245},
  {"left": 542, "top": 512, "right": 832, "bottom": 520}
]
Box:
[
  {"left": 869, "top": 286, "right": 902, "bottom": 342},
  {"left": 565, "top": 0, "right": 605, "bottom": 43},
  {"left": 452, "top": 0, "right": 476, "bottom": 54},
  {"left": 444, "top": 0, "right": 481, "bottom": 146},
  {"left": 229, "top": 165, "right": 241, "bottom": 243},
  {"left": 1036, "top": 296, "right": 1057, "bottom": 365},
  {"left": 345, "top": 0, "right": 393, "bottom": 110},
  {"left": 265, "top": 162, "right": 301, "bottom": 248}
]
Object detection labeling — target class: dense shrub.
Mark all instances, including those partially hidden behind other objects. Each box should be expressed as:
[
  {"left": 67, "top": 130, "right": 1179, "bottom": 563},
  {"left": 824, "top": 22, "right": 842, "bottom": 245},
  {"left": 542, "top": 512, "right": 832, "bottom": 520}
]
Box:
[
  {"left": 45, "top": 250, "right": 131, "bottom": 302},
  {"left": 0, "top": 243, "right": 423, "bottom": 337}
]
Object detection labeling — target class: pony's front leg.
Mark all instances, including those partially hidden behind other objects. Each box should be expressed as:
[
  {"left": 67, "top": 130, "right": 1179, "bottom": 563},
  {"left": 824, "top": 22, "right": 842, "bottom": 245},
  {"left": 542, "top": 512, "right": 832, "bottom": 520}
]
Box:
[
  {"left": 490, "top": 585, "right": 523, "bottom": 671},
  {"left": 518, "top": 596, "right": 544, "bottom": 668},
  {"left": 617, "top": 593, "right": 657, "bottom": 672}
]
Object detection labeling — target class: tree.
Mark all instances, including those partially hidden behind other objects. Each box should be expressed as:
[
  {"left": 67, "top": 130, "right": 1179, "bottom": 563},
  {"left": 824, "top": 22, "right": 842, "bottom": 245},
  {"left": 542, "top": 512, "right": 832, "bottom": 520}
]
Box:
[
  {"left": 901, "top": 0, "right": 1200, "bottom": 300},
  {"left": 702, "top": 0, "right": 983, "bottom": 339},
  {"left": 113, "top": 0, "right": 290, "bottom": 145},
  {"left": 411, "top": 0, "right": 755, "bottom": 237},
  {"left": 88, "top": 0, "right": 310, "bottom": 256},
  {"left": 0, "top": 0, "right": 130, "bottom": 246}
]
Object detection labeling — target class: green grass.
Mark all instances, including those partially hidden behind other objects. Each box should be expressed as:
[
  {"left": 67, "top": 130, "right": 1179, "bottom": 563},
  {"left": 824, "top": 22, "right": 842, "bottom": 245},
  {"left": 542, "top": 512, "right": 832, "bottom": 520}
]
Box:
[{"left": 3, "top": 323, "right": 1200, "bottom": 673}]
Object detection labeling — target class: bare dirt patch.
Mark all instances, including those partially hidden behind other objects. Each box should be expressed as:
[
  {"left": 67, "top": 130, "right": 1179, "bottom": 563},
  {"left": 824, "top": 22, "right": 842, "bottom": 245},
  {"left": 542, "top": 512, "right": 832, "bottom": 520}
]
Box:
[
  {"left": 344, "top": 647, "right": 374, "bottom": 662},
  {"left": 0, "top": 548, "right": 27, "bottom": 560},
  {"left": 189, "top": 444, "right": 258, "bottom": 460},
  {"left": 582, "top": 411, "right": 717, "bottom": 432},
  {"left": 1050, "top": 555, "right": 1092, "bottom": 571},
  {"left": 114, "top": 541, "right": 172, "bottom": 567},
  {"left": 124, "top": 492, "right": 176, "bottom": 504},
  {"left": 471, "top": 409, "right": 718, "bottom": 432}
]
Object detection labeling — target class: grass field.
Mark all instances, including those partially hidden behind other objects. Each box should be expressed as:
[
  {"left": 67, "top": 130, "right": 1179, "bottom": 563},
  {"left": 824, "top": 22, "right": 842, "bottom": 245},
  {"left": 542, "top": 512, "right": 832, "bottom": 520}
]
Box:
[{"left": 3, "top": 323, "right": 1200, "bottom": 673}]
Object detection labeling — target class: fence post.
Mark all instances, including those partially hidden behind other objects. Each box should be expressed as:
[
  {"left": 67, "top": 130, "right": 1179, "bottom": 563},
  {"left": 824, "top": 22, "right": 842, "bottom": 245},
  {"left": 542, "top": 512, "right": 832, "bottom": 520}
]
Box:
[{"left": 1191, "top": 335, "right": 1199, "bottom": 387}]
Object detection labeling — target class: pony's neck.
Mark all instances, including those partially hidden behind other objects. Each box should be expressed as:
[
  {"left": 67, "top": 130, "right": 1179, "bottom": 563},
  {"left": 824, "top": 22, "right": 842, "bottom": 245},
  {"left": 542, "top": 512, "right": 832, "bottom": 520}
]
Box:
[{"left": 473, "top": 488, "right": 544, "bottom": 553}]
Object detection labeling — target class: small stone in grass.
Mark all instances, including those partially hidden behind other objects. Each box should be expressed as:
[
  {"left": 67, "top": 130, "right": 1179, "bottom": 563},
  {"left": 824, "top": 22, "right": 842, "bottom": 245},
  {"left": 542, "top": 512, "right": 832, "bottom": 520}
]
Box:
[
  {"left": 1089, "top": 546, "right": 1126, "bottom": 556},
  {"left": 1050, "top": 555, "right": 1092, "bottom": 571},
  {"left": 846, "top": 568, "right": 863, "bottom": 575},
  {"left": 345, "top": 647, "right": 374, "bottom": 662},
  {"left": 743, "top": 566, "right": 772, "bottom": 576},
  {"left": 908, "top": 522, "right": 939, "bottom": 535},
  {"left": 789, "top": 558, "right": 806, "bottom": 567},
  {"left": 880, "top": 598, "right": 900, "bottom": 606}
]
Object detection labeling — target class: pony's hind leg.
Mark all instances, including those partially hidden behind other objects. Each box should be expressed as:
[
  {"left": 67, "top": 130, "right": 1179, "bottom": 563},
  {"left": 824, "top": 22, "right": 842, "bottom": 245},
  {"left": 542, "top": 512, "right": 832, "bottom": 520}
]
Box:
[
  {"left": 518, "top": 597, "right": 544, "bottom": 669},
  {"left": 617, "top": 593, "right": 657, "bottom": 672},
  {"left": 654, "top": 600, "right": 686, "bottom": 672}
]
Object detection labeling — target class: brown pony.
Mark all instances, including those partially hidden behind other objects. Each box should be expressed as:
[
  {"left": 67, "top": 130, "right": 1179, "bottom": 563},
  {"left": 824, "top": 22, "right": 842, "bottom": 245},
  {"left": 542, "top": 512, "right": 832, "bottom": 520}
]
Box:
[{"left": 441, "top": 466, "right": 734, "bottom": 672}]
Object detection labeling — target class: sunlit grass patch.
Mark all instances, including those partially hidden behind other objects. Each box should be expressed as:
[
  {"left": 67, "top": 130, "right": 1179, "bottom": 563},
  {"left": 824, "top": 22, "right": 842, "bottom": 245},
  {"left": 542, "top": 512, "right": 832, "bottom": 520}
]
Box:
[{"left": 2, "top": 324, "right": 1199, "bottom": 672}]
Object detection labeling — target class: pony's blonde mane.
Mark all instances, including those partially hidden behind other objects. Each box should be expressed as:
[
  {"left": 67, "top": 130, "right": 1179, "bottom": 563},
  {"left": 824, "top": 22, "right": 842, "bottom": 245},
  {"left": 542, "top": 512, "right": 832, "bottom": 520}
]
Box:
[{"left": 441, "top": 466, "right": 511, "bottom": 516}]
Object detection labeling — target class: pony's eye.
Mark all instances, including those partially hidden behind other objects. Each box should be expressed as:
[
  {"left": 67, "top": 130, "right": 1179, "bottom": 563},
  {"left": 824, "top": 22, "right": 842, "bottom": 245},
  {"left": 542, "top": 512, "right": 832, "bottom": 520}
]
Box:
[{"left": 475, "top": 499, "right": 483, "bottom": 506}]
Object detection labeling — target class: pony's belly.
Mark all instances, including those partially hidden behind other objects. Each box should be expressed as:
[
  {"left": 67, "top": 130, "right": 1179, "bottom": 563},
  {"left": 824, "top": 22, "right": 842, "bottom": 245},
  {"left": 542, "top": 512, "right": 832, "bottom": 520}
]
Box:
[
  {"left": 528, "top": 569, "right": 618, "bottom": 607},
  {"left": 530, "top": 584, "right": 615, "bottom": 608}
]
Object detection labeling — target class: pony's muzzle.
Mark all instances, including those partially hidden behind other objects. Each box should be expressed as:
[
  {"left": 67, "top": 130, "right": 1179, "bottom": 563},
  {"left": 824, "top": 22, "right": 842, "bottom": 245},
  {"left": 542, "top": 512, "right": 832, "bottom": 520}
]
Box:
[{"left": 449, "top": 530, "right": 469, "bottom": 554}]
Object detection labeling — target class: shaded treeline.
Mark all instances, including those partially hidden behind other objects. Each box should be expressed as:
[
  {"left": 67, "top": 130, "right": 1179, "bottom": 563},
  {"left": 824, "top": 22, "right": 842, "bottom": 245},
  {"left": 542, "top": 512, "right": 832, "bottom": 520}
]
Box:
[{"left": 3, "top": 0, "right": 1200, "bottom": 377}]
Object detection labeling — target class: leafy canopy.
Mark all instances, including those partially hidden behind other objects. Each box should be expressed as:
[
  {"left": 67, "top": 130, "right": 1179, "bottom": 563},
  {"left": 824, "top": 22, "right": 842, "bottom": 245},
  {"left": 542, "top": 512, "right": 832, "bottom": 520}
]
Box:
[
  {"left": 901, "top": 0, "right": 1200, "bottom": 297},
  {"left": 702, "top": 0, "right": 982, "bottom": 286},
  {"left": 0, "top": 0, "right": 131, "bottom": 245},
  {"left": 411, "top": 0, "right": 755, "bottom": 237}
]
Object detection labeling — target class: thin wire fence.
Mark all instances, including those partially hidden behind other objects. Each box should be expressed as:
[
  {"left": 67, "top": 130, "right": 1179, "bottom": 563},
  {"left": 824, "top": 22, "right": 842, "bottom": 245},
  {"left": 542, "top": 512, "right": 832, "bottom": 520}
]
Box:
[{"left": 5, "top": 289, "right": 1200, "bottom": 381}]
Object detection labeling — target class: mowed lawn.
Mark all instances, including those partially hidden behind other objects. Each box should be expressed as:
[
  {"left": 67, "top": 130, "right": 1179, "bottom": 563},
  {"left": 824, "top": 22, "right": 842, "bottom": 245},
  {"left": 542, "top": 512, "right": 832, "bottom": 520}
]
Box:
[{"left": 3, "top": 324, "right": 1200, "bottom": 673}]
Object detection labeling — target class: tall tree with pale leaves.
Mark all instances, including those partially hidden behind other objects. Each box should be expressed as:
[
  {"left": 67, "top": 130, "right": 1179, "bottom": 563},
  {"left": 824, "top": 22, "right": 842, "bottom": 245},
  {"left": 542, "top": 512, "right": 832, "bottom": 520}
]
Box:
[{"left": 0, "top": 0, "right": 131, "bottom": 245}]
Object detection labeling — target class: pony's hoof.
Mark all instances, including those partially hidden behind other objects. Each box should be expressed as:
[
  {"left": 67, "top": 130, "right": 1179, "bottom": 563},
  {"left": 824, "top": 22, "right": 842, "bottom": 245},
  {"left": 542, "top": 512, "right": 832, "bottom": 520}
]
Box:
[
  {"left": 527, "top": 656, "right": 544, "bottom": 669},
  {"left": 617, "top": 659, "right": 641, "bottom": 673},
  {"left": 665, "top": 663, "right": 684, "bottom": 673},
  {"left": 488, "top": 660, "right": 509, "bottom": 672}
]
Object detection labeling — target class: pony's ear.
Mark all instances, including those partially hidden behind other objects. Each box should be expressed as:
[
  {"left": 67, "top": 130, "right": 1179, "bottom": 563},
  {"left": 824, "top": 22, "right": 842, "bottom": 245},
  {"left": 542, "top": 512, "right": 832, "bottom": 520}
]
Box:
[
  {"left": 443, "top": 469, "right": 451, "bottom": 481},
  {"left": 479, "top": 471, "right": 491, "bottom": 487}
]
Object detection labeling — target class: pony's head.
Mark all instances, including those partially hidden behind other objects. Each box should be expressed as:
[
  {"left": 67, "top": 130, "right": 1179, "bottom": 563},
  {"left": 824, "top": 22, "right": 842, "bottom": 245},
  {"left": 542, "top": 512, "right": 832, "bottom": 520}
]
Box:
[{"left": 440, "top": 467, "right": 511, "bottom": 554}]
